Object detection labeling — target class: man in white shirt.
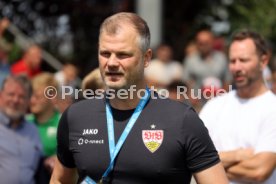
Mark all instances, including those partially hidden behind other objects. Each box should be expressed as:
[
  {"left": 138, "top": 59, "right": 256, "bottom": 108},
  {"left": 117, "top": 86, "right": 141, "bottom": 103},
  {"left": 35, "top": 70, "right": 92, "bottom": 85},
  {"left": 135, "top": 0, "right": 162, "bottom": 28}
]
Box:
[{"left": 200, "top": 30, "right": 276, "bottom": 184}]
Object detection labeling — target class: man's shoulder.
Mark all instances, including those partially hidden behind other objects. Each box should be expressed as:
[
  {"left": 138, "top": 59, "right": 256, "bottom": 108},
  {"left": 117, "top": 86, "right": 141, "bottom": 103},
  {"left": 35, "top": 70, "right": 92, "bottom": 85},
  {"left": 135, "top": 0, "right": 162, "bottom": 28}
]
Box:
[
  {"left": 200, "top": 90, "right": 235, "bottom": 118},
  {"left": 22, "top": 119, "right": 40, "bottom": 134},
  {"left": 185, "top": 53, "right": 200, "bottom": 63},
  {"left": 21, "top": 119, "right": 42, "bottom": 147},
  {"left": 258, "top": 91, "right": 276, "bottom": 110},
  {"left": 67, "top": 98, "right": 105, "bottom": 114},
  {"left": 149, "top": 96, "right": 193, "bottom": 115},
  {"left": 0, "top": 124, "right": 17, "bottom": 138},
  {"left": 263, "top": 90, "right": 276, "bottom": 100},
  {"left": 211, "top": 51, "right": 228, "bottom": 65},
  {"left": 212, "top": 51, "right": 227, "bottom": 59},
  {"left": 207, "top": 90, "right": 235, "bottom": 104}
]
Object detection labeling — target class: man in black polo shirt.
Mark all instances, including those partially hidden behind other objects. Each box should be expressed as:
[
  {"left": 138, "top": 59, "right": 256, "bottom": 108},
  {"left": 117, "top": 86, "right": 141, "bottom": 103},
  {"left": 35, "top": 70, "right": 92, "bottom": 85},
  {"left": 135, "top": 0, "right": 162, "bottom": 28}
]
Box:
[{"left": 50, "top": 12, "right": 228, "bottom": 184}]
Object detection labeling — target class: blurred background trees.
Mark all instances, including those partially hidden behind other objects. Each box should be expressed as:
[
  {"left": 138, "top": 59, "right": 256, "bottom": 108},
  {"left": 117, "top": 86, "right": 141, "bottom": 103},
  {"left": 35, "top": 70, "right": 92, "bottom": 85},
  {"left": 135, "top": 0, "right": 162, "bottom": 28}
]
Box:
[{"left": 1, "top": 0, "right": 275, "bottom": 77}]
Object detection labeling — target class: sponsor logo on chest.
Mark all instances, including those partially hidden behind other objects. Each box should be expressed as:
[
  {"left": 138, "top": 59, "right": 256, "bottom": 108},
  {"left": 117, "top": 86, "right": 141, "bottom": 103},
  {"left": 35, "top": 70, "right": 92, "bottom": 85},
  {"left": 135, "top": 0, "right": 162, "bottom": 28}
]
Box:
[
  {"left": 78, "top": 129, "right": 104, "bottom": 145},
  {"left": 82, "top": 129, "right": 98, "bottom": 135}
]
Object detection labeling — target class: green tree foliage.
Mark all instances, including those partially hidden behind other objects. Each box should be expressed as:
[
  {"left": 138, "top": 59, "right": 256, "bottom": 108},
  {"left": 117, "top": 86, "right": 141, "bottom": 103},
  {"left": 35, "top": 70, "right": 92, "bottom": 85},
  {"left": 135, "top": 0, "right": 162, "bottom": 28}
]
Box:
[{"left": 227, "top": 0, "right": 276, "bottom": 42}]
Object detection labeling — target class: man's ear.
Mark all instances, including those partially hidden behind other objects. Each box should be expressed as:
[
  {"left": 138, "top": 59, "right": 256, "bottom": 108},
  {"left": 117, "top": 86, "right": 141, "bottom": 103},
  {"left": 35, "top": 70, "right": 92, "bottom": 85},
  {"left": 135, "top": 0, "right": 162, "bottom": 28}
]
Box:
[
  {"left": 144, "top": 49, "right": 152, "bottom": 68},
  {"left": 260, "top": 54, "right": 269, "bottom": 70}
]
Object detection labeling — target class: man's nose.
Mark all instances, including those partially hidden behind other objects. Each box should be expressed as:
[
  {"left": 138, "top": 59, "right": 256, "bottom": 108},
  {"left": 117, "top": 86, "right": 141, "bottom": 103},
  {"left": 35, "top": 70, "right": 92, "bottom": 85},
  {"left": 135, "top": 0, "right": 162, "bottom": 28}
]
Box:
[
  {"left": 11, "top": 95, "right": 21, "bottom": 103},
  {"left": 107, "top": 54, "right": 119, "bottom": 67},
  {"left": 230, "top": 60, "right": 243, "bottom": 72}
]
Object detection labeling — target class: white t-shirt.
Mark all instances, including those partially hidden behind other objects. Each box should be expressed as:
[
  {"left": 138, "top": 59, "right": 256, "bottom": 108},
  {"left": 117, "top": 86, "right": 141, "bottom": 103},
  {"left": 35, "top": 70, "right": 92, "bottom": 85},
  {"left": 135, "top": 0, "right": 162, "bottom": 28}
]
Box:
[{"left": 200, "top": 90, "right": 276, "bottom": 184}]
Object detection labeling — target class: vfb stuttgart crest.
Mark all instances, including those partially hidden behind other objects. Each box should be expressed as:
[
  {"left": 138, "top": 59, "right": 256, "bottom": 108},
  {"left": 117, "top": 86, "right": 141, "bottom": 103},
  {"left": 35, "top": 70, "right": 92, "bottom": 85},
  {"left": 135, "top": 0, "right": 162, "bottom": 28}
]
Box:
[{"left": 142, "top": 130, "right": 163, "bottom": 153}]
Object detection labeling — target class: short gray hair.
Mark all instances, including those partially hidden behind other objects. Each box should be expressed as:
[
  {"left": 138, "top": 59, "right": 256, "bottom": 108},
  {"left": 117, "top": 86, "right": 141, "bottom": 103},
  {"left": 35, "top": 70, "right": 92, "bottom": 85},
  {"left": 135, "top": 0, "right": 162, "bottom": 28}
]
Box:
[
  {"left": 1, "top": 75, "right": 32, "bottom": 99},
  {"left": 99, "top": 12, "right": 151, "bottom": 53}
]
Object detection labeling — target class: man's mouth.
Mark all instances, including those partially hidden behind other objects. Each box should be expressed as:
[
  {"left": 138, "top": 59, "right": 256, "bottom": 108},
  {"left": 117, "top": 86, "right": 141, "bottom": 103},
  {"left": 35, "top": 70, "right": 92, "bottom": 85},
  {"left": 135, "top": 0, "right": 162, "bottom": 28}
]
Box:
[
  {"left": 234, "top": 75, "right": 245, "bottom": 82},
  {"left": 105, "top": 72, "right": 124, "bottom": 81},
  {"left": 105, "top": 72, "right": 124, "bottom": 77}
]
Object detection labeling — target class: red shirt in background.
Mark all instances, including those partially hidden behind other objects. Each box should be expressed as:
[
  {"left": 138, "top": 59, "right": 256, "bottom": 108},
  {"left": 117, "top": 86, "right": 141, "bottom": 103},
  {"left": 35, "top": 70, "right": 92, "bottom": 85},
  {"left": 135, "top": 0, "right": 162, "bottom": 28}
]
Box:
[{"left": 11, "top": 59, "right": 41, "bottom": 78}]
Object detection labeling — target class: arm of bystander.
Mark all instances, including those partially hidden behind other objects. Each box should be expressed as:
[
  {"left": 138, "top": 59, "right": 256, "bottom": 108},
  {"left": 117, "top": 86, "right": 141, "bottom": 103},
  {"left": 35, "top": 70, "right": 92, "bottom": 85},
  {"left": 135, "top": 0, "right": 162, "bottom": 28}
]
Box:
[{"left": 226, "top": 152, "right": 276, "bottom": 183}]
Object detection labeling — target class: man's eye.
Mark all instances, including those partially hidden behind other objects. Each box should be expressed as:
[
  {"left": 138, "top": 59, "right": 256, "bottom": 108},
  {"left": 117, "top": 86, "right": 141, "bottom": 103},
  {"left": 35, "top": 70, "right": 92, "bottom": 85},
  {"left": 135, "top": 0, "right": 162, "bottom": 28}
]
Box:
[
  {"left": 100, "top": 52, "right": 110, "bottom": 58},
  {"left": 7, "top": 92, "right": 15, "bottom": 97},
  {"left": 117, "top": 54, "right": 130, "bottom": 59},
  {"left": 240, "top": 59, "right": 249, "bottom": 63}
]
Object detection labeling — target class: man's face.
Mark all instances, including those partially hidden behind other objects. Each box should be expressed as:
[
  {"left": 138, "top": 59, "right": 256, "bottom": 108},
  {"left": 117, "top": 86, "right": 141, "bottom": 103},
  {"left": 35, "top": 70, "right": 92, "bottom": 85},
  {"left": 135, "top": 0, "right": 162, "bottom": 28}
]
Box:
[
  {"left": 98, "top": 25, "right": 150, "bottom": 90},
  {"left": 196, "top": 31, "right": 213, "bottom": 56},
  {"left": 30, "top": 87, "right": 53, "bottom": 115},
  {"left": 64, "top": 65, "right": 78, "bottom": 83},
  {"left": 229, "top": 38, "right": 265, "bottom": 89},
  {"left": 26, "top": 47, "right": 42, "bottom": 70},
  {"left": 156, "top": 46, "right": 172, "bottom": 63},
  {"left": 0, "top": 80, "right": 29, "bottom": 119}
]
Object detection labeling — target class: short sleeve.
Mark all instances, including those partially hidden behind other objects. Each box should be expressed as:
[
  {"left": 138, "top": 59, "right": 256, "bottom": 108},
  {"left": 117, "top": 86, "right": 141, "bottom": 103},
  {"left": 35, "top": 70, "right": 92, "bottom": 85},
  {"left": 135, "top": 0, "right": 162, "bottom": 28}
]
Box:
[
  {"left": 182, "top": 108, "right": 220, "bottom": 173},
  {"left": 56, "top": 109, "right": 76, "bottom": 168}
]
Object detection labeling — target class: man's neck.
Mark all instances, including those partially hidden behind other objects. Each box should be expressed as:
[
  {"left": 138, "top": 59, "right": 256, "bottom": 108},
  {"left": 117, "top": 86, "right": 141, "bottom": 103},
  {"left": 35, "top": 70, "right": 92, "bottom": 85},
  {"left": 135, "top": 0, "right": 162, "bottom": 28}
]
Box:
[
  {"left": 10, "top": 118, "right": 23, "bottom": 129},
  {"left": 108, "top": 84, "right": 148, "bottom": 110},
  {"left": 200, "top": 51, "right": 212, "bottom": 60},
  {"left": 109, "top": 98, "right": 140, "bottom": 110},
  {"left": 237, "top": 80, "right": 268, "bottom": 99},
  {"left": 0, "top": 111, "right": 23, "bottom": 129}
]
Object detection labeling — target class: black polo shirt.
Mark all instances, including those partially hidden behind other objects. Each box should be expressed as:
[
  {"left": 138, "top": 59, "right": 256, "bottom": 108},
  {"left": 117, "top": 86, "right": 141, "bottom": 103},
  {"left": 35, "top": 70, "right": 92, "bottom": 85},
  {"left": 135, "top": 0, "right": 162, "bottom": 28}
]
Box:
[{"left": 57, "top": 96, "right": 219, "bottom": 184}]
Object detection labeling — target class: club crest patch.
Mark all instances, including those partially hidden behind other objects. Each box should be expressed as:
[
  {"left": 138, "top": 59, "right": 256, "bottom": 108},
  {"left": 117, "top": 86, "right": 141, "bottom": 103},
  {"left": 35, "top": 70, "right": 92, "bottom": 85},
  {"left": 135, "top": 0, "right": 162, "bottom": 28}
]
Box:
[{"left": 142, "top": 128, "right": 163, "bottom": 153}]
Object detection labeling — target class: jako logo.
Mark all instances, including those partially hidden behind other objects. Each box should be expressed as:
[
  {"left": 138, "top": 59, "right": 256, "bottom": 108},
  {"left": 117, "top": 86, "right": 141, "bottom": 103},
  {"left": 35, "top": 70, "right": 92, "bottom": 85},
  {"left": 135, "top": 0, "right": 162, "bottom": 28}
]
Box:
[{"left": 82, "top": 129, "right": 98, "bottom": 135}]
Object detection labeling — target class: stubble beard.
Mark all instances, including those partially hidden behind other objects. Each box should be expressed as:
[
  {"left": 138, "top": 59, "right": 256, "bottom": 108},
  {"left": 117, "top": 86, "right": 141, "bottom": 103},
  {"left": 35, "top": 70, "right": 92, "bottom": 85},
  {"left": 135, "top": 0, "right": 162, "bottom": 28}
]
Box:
[
  {"left": 4, "top": 108, "right": 24, "bottom": 120},
  {"left": 235, "top": 71, "right": 262, "bottom": 90}
]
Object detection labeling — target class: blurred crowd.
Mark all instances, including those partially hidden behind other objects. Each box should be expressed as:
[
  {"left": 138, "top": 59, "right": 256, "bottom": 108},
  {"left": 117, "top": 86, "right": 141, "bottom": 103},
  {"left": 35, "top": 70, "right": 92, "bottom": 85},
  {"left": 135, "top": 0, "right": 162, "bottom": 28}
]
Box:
[{"left": 1, "top": 16, "right": 276, "bottom": 184}]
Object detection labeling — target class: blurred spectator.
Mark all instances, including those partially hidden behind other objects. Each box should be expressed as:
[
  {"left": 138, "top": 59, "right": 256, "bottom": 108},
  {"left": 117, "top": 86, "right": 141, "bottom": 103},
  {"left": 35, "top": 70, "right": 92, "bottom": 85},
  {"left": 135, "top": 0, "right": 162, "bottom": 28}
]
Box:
[
  {"left": 263, "top": 65, "right": 272, "bottom": 89},
  {"left": 0, "top": 18, "right": 12, "bottom": 86},
  {"left": 145, "top": 44, "right": 184, "bottom": 90},
  {"left": 54, "top": 63, "right": 80, "bottom": 111},
  {"left": 167, "top": 80, "right": 190, "bottom": 102},
  {"left": 55, "top": 94, "right": 74, "bottom": 113},
  {"left": 213, "top": 35, "right": 226, "bottom": 52},
  {"left": 11, "top": 45, "right": 42, "bottom": 78},
  {"left": 201, "top": 76, "right": 224, "bottom": 104},
  {"left": 167, "top": 79, "right": 202, "bottom": 113},
  {"left": 0, "top": 40, "right": 11, "bottom": 86},
  {"left": 0, "top": 75, "right": 42, "bottom": 184},
  {"left": 145, "top": 60, "right": 169, "bottom": 89},
  {"left": 0, "top": 18, "right": 10, "bottom": 36},
  {"left": 81, "top": 67, "right": 105, "bottom": 91},
  {"left": 271, "top": 59, "right": 276, "bottom": 94},
  {"left": 0, "top": 121, "right": 28, "bottom": 183},
  {"left": 184, "top": 41, "right": 198, "bottom": 57},
  {"left": 200, "top": 30, "right": 276, "bottom": 183},
  {"left": 183, "top": 29, "right": 231, "bottom": 95},
  {"left": 262, "top": 42, "right": 273, "bottom": 90},
  {"left": 272, "top": 70, "right": 276, "bottom": 94},
  {"left": 55, "top": 63, "right": 80, "bottom": 89},
  {"left": 79, "top": 67, "right": 105, "bottom": 101},
  {"left": 27, "top": 72, "right": 61, "bottom": 184}
]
